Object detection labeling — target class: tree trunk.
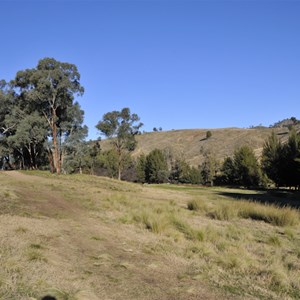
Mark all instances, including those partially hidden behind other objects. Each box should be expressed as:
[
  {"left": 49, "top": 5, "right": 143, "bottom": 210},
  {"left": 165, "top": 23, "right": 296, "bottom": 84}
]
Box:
[
  {"left": 51, "top": 109, "right": 61, "bottom": 174},
  {"left": 117, "top": 148, "right": 122, "bottom": 180},
  {"left": 48, "top": 150, "right": 55, "bottom": 173},
  {"left": 118, "top": 166, "right": 121, "bottom": 180}
]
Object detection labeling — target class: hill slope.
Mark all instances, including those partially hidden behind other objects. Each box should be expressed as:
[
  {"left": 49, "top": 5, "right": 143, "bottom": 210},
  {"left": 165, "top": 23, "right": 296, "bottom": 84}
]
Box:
[{"left": 101, "top": 126, "right": 291, "bottom": 165}]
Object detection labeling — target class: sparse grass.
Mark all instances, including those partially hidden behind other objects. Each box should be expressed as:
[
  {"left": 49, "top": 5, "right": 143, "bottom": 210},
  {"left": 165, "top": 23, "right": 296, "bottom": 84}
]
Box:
[{"left": 101, "top": 126, "right": 288, "bottom": 166}]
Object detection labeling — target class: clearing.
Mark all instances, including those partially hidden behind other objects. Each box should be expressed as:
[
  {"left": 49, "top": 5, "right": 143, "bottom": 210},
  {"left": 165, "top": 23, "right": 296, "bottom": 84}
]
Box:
[{"left": 0, "top": 171, "right": 299, "bottom": 299}]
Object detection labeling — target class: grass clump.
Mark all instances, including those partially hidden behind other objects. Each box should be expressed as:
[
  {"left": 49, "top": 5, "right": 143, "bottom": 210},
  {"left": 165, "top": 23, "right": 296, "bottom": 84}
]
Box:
[
  {"left": 133, "top": 211, "right": 168, "bottom": 234},
  {"left": 267, "top": 235, "right": 281, "bottom": 246},
  {"left": 172, "top": 217, "right": 204, "bottom": 241},
  {"left": 237, "top": 202, "right": 299, "bottom": 226},
  {"left": 187, "top": 198, "right": 207, "bottom": 212},
  {"left": 208, "top": 204, "right": 238, "bottom": 221},
  {"left": 30, "top": 243, "right": 43, "bottom": 250},
  {"left": 91, "top": 236, "right": 105, "bottom": 241},
  {"left": 15, "top": 226, "right": 28, "bottom": 234},
  {"left": 27, "top": 249, "right": 47, "bottom": 262}
]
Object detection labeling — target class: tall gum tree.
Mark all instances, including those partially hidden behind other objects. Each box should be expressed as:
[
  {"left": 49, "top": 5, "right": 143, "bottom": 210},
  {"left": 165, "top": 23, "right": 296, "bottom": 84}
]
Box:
[{"left": 14, "top": 58, "right": 84, "bottom": 174}]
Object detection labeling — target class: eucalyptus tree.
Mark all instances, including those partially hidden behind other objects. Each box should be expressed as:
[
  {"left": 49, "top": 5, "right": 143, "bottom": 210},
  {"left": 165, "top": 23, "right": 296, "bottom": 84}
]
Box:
[
  {"left": 0, "top": 80, "right": 18, "bottom": 168},
  {"left": 13, "top": 58, "right": 84, "bottom": 174},
  {"left": 96, "top": 107, "right": 143, "bottom": 180},
  {"left": 62, "top": 103, "right": 89, "bottom": 174}
]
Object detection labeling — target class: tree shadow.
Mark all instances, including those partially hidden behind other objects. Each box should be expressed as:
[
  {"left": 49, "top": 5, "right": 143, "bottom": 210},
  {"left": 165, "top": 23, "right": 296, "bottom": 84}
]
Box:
[{"left": 218, "top": 189, "right": 300, "bottom": 209}]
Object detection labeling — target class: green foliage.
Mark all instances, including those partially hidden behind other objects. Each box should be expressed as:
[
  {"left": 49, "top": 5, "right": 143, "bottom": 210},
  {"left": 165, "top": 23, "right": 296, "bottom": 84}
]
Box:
[
  {"left": 172, "top": 159, "right": 190, "bottom": 183},
  {"left": 262, "top": 129, "right": 300, "bottom": 188},
  {"left": 233, "top": 146, "right": 261, "bottom": 187},
  {"left": 1, "top": 58, "right": 85, "bottom": 173},
  {"left": 96, "top": 108, "right": 143, "bottom": 180},
  {"left": 136, "top": 154, "right": 147, "bottom": 183},
  {"left": 219, "top": 157, "right": 236, "bottom": 184},
  {"left": 171, "top": 159, "right": 201, "bottom": 184},
  {"left": 219, "top": 146, "right": 261, "bottom": 187},
  {"left": 98, "top": 150, "right": 119, "bottom": 179},
  {"left": 189, "top": 166, "right": 202, "bottom": 184},
  {"left": 200, "top": 151, "right": 219, "bottom": 186},
  {"left": 261, "top": 131, "right": 283, "bottom": 186},
  {"left": 144, "top": 149, "right": 169, "bottom": 183}
]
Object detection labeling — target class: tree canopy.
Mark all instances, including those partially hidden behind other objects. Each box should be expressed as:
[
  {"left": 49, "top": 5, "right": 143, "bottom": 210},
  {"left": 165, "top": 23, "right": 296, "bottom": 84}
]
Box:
[
  {"left": 0, "top": 58, "right": 85, "bottom": 173},
  {"left": 96, "top": 107, "right": 143, "bottom": 180}
]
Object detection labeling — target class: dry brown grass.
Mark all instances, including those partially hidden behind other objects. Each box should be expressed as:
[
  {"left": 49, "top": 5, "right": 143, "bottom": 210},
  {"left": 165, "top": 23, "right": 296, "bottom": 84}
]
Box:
[
  {"left": 100, "top": 127, "right": 290, "bottom": 165},
  {"left": 0, "top": 171, "right": 299, "bottom": 299}
]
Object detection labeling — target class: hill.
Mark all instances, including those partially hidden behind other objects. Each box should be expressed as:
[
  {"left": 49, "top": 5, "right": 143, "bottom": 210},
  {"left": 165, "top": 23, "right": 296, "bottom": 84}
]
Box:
[
  {"left": 101, "top": 126, "right": 292, "bottom": 165},
  {"left": 0, "top": 171, "right": 299, "bottom": 299}
]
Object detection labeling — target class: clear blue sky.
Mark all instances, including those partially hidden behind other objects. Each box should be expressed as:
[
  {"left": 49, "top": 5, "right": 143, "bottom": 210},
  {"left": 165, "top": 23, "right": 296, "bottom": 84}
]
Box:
[{"left": 1, "top": 0, "right": 300, "bottom": 140}]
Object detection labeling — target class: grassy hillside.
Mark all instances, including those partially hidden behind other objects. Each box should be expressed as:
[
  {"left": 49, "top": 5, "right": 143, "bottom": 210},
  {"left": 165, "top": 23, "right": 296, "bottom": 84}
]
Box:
[
  {"left": 101, "top": 127, "right": 291, "bottom": 165},
  {"left": 0, "top": 171, "right": 300, "bottom": 299}
]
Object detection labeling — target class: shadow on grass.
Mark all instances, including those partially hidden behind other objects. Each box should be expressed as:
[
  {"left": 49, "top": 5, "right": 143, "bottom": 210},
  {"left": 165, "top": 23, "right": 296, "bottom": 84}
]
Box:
[{"left": 218, "top": 189, "right": 300, "bottom": 209}]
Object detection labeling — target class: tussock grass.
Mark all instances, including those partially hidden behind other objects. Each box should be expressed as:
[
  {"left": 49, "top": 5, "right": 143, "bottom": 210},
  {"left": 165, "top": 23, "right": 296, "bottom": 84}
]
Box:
[
  {"left": 172, "top": 217, "right": 204, "bottom": 241},
  {"left": 208, "top": 203, "right": 238, "bottom": 221},
  {"left": 236, "top": 201, "right": 299, "bottom": 226},
  {"left": 187, "top": 198, "right": 207, "bottom": 212},
  {"left": 205, "top": 198, "right": 299, "bottom": 227},
  {"left": 27, "top": 249, "right": 47, "bottom": 262},
  {"left": 133, "top": 210, "right": 169, "bottom": 234},
  {"left": 267, "top": 235, "right": 282, "bottom": 246}
]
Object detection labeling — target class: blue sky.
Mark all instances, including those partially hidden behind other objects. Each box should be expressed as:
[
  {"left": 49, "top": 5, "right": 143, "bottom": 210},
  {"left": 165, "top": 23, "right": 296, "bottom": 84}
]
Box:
[{"left": 1, "top": 0, "right": 300, "bottom": 140}]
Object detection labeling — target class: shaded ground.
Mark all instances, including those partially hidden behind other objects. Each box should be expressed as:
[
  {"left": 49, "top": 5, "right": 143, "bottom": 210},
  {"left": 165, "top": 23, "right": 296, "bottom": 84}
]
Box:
[{"left": 218, "top": 189, "right": 300, "bottom": 208}]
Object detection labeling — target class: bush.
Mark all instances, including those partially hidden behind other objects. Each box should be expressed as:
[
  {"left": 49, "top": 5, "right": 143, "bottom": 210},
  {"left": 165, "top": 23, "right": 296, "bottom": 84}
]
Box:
[{"left": 145, "top": 149, "right": 169, "bottom": 183}]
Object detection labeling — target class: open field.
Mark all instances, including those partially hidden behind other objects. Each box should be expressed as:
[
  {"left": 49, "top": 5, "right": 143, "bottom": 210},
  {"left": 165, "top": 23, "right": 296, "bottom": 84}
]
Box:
[{"left": 0, "top": 171, "right": 300, "bottom": 299}]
